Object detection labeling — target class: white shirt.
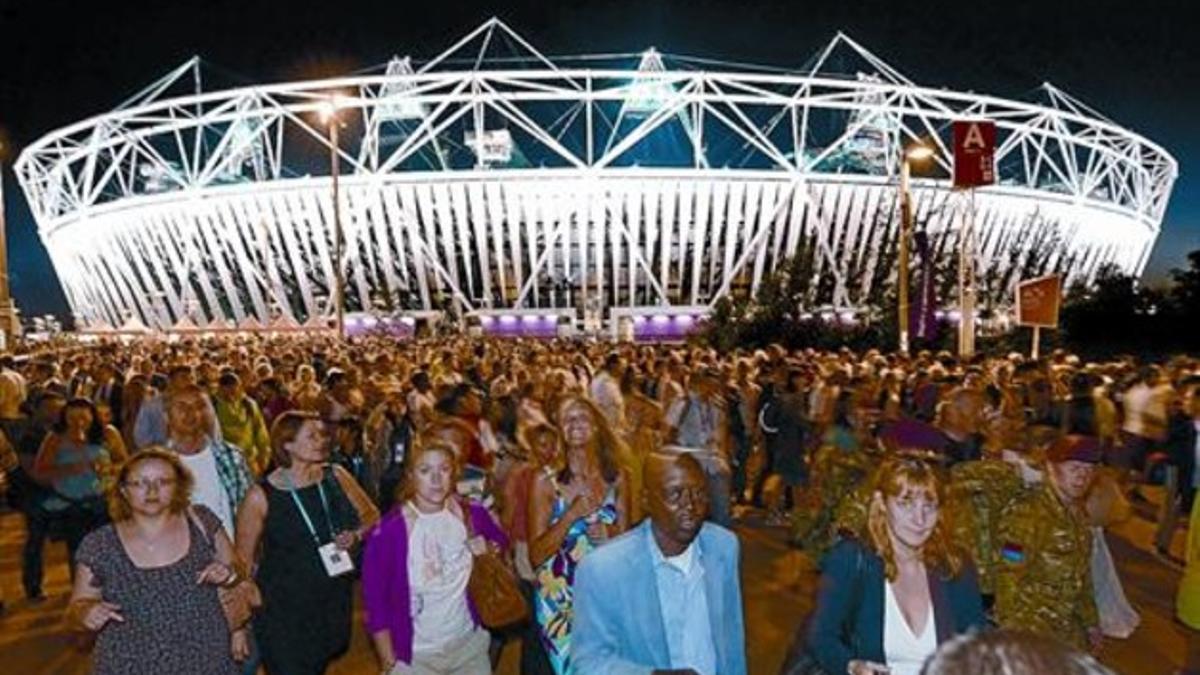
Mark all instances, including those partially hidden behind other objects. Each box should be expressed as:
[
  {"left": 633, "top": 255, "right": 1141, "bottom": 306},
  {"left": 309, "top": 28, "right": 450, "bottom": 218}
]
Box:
[
  {"left": 652, "top": 538, "right": 717, "bottom": 675},
  {"left": 1123, "top": 383, "right": 1172, "bottom": 440},
  {"left": 589, "top": 371, "right": 626, "bottom": 432},
  {"left": 883, "top": 581, "right": 938, "bottom": 675},
  {"left": 406, "top": 504, "right": 475, "bottom": 652},
  {"left": 178, "top": 446, "right": 235, "bottom": 536}
]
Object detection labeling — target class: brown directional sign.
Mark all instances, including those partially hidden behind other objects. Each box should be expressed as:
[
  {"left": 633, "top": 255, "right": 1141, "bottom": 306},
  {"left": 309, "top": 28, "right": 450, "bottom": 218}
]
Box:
[{"left": 1015, "top": 275, "right": 1063, "bottom": 328}]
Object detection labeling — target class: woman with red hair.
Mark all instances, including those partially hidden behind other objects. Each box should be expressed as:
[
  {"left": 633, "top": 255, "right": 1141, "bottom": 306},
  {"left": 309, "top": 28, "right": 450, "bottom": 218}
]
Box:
[{"left": 805, "top": 456, "right": 986, "bottom": 675}]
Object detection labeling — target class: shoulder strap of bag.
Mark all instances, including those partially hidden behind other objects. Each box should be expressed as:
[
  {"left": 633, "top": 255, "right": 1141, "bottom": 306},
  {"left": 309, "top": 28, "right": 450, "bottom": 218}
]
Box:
[
  {"left": 186, "top": 506, "right": 213, "bottom": 546},
  {"left": 458, "top": 497, "right": 477, "bottom": 539}
]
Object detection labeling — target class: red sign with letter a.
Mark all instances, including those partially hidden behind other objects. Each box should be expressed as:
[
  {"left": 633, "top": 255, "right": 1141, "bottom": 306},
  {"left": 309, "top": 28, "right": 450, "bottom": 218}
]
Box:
[{"left": 953, "top": 120, "right": 996, "bottom": 188}]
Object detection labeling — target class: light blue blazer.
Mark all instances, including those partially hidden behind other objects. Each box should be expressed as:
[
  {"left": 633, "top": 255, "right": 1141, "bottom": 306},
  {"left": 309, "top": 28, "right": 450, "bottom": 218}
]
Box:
[{"left": 572, "top": 520, "right": 748, "bottom": 675}]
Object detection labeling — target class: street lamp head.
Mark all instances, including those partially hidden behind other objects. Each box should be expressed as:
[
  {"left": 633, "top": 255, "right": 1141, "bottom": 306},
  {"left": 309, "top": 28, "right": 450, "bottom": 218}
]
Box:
[
  {"left": 317, "top": 94, "right": 351, "bottom": 124},
  {"left": 905, "top": 143, "right": 935, "bottom": 161}
]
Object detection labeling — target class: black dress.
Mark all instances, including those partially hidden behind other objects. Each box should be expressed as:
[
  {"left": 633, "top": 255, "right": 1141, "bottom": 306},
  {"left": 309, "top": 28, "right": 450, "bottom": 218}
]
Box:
[{"left": 254, "top": 468, "right": 360, "bottom": 675}]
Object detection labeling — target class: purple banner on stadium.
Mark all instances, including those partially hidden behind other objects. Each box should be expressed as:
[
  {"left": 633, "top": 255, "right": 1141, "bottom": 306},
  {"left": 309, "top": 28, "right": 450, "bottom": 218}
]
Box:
[{"left": 910, "top": 230, "right": 938, "bottom": 341}]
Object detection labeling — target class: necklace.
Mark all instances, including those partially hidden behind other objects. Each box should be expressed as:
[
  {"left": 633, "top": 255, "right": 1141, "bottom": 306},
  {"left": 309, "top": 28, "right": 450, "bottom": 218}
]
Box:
[{"left": 127, "top": 517, "right": 182, "bottom": 552}]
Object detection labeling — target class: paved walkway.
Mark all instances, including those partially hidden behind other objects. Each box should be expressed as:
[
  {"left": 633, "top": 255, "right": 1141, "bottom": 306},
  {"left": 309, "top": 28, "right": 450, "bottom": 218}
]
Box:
[{"left": 0, "top": 501, "right": 1189, "bottom": 674}]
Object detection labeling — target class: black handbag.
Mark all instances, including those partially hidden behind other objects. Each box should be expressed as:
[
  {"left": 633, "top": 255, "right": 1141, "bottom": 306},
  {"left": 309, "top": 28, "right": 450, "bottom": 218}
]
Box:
[{"left": 779, "top": 544, "right": 866, "bottom": 675}]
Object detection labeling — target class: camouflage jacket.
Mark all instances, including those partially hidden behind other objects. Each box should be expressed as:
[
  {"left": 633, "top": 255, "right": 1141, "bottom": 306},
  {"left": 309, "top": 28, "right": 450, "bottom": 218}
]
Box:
[
  {"left": 994, "top": 480, "right": 1098, "bottom": 650},
  {"left": 948, "top": 460, "right": 1025, "bottom": 595}
]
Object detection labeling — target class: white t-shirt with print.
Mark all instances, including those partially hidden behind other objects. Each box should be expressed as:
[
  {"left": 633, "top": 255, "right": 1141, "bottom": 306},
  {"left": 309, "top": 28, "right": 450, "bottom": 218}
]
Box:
[{"left": 406, "top": 505, "right": 475, "bottom": 652}]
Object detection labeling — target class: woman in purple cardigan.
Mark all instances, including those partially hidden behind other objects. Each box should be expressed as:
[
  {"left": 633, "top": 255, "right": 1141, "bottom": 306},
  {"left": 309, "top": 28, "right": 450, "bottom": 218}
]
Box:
[{"left": 362, "top": 439, "right": 508, "bottom": 675}]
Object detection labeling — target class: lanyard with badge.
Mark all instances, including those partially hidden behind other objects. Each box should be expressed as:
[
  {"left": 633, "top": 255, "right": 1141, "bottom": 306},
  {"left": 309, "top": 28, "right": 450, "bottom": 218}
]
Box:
[{"left": 282, "top": 470, "right": 354, "bottom": 577}]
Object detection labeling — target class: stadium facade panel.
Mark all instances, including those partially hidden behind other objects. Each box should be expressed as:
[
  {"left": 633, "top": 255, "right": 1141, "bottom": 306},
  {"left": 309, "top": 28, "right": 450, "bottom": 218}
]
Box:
[{"left": 14, "top": 19, "right": 1177, "bottom": 330}]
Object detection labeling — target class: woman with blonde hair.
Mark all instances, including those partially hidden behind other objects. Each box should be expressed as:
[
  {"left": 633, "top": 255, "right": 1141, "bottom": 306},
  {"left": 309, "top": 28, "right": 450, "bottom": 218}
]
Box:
[
  {"left": 362, "top": 438, "right": 509, "bottom": 675},
  {"left": 68, "top": 448, "right": 246, "bottom": 674},
  {"left": 528, "top": 394, "right": 632, "bottom": 674},
  {"left": 803, "top": 456, "right": 985, "bottom": 675}
]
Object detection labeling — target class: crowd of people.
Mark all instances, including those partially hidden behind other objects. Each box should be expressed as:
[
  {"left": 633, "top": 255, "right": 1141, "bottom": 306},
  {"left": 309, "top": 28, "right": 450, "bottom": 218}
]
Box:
[{"left": 0, "top": 336, "right": 1195, "bottom": 674}]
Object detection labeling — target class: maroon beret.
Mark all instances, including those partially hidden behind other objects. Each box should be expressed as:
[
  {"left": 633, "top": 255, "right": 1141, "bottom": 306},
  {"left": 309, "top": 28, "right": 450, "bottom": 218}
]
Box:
[{"left": 1046, "top": 434, "right": 1103, "bottom": 464}]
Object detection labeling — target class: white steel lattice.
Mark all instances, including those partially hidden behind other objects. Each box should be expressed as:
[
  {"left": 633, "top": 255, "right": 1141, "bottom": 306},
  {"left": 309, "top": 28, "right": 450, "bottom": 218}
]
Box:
[{"left": 13, "top": 19, "right": 1177, "bottom": 329}]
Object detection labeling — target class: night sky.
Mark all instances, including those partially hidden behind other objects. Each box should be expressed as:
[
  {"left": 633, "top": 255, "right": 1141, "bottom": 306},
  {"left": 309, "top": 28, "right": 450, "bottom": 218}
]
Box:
[{"left": 2, "top": 0, "right": 1196, "bottom": 320}]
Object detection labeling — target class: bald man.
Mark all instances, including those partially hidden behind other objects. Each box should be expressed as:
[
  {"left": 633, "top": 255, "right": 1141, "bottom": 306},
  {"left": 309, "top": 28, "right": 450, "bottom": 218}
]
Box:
[{"left": 572, "top": 450, "right": 747, "bottom": 675}]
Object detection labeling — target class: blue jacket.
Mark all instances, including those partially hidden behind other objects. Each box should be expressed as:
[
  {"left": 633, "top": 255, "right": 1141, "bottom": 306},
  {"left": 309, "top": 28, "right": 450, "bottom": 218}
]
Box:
[
  {"left": 807, "top": 538, "right": 986, "bottom": 674},
  {"left": 573, "top": 520, "right": 747, "bottom": 675}
]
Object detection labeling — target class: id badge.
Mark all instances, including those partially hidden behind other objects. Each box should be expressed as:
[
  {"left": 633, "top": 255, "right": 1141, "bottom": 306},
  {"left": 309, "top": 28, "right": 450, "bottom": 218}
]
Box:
[{"left": 318, "top": 542, "right": 355, "bottom": 577}]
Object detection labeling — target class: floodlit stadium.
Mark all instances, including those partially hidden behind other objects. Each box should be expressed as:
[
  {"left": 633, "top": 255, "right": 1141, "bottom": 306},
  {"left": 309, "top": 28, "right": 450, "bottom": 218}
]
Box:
[{"left": 14, "top": 19, "right": 1178, "bottom": 334}]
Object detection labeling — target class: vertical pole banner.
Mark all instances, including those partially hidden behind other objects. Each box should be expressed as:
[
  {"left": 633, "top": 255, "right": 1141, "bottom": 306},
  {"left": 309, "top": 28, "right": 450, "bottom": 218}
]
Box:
[{"left": 910, "top": 230, "right": 937, "bottom": 341}]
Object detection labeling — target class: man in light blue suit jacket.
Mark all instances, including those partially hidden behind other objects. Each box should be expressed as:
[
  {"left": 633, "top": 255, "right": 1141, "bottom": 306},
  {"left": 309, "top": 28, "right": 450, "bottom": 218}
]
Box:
[{"left": 573, "top": 451, "right": 747, "bottom": 675}]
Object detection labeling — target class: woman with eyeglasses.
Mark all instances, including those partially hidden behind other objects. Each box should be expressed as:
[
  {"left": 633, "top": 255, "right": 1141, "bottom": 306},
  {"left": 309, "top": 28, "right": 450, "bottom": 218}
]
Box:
[
  {"left": 67, "top": 448, "right": 244, "bottom": 674},
  {"left": 802, "top": 457, "right": 986, "bottom": 675}
]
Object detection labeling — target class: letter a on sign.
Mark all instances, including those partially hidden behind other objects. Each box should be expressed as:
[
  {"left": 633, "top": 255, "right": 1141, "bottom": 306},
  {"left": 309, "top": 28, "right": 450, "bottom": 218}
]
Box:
[{"left": 953, "top": 120, "right": 996, "bottom": 188}]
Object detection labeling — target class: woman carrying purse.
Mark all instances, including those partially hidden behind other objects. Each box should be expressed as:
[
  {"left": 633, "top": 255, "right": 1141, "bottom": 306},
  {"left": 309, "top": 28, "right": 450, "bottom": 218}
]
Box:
[{"left": 362, "top": 438, "right": 510, "bottom": 675}]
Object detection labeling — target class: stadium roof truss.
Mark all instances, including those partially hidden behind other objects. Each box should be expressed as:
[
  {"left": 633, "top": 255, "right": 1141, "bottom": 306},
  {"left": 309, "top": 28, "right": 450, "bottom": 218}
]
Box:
[{"left": 14, "top": 18, "right": 1178, "bottom": 329}]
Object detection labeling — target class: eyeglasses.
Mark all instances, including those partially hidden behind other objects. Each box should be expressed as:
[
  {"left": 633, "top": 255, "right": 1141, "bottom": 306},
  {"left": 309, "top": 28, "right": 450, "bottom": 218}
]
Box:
[{"left": 124, "top": 478, "right": 177, "bottom": 492}]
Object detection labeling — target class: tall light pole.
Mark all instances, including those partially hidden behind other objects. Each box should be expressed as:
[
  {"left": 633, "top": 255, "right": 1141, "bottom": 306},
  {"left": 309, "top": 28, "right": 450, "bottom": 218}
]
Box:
[
  {"left": 0, "top": 145, "right": 17, "bottom": 351},
  {"left": 898, "top": 142, "right": 934, "bottom": 355},
  {"left": 319, "top": 97, "right": 346, "bottom": 339},
  {"left": 959, "top": 191, "right": 977, "bottom": 358}
]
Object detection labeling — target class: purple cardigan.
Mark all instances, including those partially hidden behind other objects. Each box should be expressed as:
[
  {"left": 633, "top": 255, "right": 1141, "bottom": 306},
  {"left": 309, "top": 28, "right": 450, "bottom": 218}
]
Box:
[{"left": 362, "top": 501, "right": 509, "bottom": 665}]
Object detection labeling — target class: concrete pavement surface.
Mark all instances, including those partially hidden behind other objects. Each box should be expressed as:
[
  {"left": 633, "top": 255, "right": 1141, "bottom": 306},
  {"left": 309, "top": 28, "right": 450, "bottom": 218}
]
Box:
[{"left": 0, "top": 502, "right": 1189, "bottom": 674}]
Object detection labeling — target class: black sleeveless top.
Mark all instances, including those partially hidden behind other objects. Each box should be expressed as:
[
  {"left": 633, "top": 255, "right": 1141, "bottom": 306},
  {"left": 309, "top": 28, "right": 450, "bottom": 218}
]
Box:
[{"left": 254, "top": 467, "right": 360, "bottom": 672}]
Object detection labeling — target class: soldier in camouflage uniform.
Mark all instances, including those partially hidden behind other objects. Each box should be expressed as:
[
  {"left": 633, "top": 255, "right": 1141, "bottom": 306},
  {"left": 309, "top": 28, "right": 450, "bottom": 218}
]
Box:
[
  {"left": 994, "top": 434, "right": 1103, "bottom": 652},
  {"left": 948, "top": 459, "right": 1025, "bottom": 596},
  {"left": 790, "top": 441, "right": 874, "bottom": 559}
]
